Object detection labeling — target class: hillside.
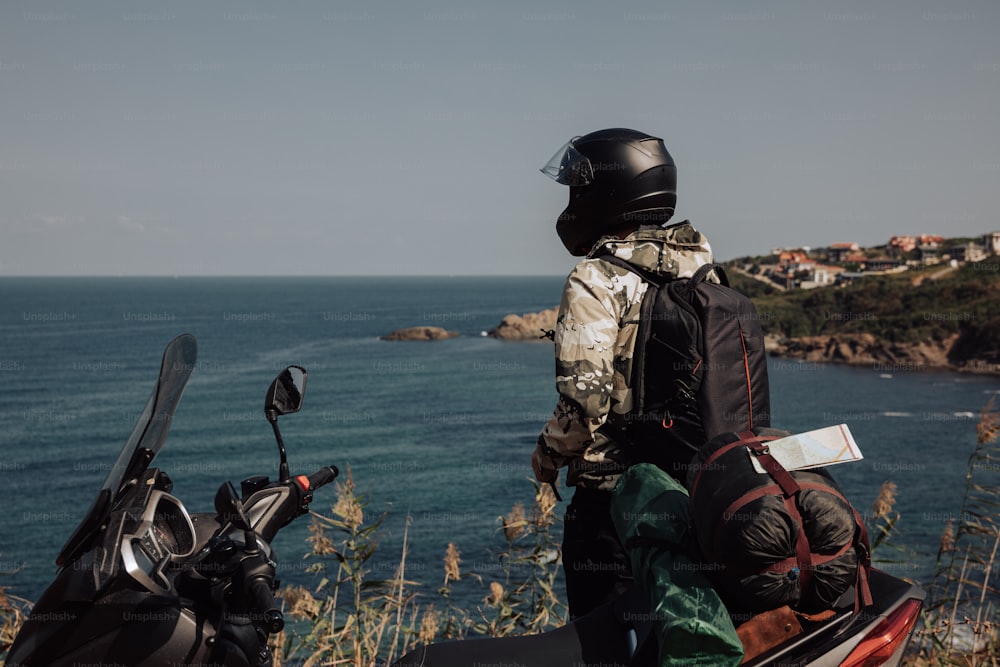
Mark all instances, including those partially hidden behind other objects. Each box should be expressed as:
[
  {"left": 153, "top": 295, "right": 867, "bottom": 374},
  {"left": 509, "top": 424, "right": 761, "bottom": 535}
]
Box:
[{"left": 726, "top": 263, "right": 1000, "bottom": 372}]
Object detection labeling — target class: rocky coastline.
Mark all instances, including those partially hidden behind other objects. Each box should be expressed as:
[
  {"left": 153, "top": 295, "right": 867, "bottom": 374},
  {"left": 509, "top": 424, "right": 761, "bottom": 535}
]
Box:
[
  {"left": 493, "top": 309, "right": 1000, "bottom": 374},
  {"left": 382, "top": 310, "right": 997, "bottom": 375},
  {"left": 768, "top": 333, "right": 998, "bottom": 375}
]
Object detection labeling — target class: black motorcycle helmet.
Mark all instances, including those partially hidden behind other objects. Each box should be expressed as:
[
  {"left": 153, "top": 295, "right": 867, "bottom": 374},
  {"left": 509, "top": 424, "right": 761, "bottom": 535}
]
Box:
[{"left": 541, "top": 128, "right": 677, "bottom": 255}]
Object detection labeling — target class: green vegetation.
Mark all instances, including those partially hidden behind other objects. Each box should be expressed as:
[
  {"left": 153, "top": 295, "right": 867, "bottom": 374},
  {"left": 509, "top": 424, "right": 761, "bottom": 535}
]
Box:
[{"left": 727, "top": 262, "right": 1000, "bottom": 363}]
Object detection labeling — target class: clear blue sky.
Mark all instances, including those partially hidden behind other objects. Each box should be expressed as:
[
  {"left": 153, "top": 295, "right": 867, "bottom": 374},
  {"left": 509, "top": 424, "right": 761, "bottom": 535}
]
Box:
[{"left": 2, "top": 0, "right": 998, "bottom": 275}]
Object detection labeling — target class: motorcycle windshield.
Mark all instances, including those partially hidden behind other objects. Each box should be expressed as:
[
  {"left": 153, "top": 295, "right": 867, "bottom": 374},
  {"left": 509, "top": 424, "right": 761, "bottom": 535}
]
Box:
[
  {"left": 102, "top": 333, "right": 197, "bottom": 499},
  {"left": 56, "top": 333, "right": 198, "bottom": 566}
]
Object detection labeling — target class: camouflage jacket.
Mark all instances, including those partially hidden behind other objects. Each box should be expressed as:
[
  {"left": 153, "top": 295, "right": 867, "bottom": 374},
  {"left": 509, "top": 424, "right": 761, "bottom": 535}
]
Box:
[{"left": 535, "top": 222, "right": 715, "bottom": 491}]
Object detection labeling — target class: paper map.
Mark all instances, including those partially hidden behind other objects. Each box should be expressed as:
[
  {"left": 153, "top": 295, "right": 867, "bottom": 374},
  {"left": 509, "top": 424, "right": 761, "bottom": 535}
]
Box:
[{"left": 749, "top": 424, "right": 864, "bottom": 474}]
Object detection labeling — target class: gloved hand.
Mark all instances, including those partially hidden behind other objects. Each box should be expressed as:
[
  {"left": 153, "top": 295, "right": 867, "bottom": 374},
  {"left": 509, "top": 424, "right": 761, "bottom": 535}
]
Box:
[{"left": 531, "top": 440, "right": 559, "bottom": 484}]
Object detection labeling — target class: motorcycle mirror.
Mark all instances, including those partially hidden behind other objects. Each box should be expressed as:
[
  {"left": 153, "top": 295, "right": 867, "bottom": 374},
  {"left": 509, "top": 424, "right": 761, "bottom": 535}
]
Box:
[
  {"left": 264, "top": 366, "right": 306, "bottom": 483},
  {"left": 265, "top": 366, "right": 307, "bottom": 420}
]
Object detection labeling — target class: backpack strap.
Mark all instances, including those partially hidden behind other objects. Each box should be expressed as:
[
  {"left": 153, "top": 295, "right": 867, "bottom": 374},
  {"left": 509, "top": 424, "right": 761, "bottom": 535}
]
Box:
[
  {"left": 592, "top": 251, "right": 670, "bottom": 417},
  {"left": 688, "top": 431, "right": 775, "bottom": 496},
  {"left": 596, "top": 250, "right": 726, "bottom": 289},
  {"left": 593, "top": 251, "right": 665, "bottom": 287},
  {"left": 689, "top": 262, "right": 730, "bottom": 288}
]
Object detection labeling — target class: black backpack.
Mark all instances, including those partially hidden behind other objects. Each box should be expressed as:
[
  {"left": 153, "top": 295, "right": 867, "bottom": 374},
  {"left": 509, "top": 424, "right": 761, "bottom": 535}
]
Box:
[{"left": 598, "top": 254, "right": 771, "bottom": 480}]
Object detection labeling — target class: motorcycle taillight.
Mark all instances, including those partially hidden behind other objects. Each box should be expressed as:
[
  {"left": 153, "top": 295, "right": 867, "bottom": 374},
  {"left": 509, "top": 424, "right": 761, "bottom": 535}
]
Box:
[{"left": 839, "top": 598, "right": 922, "bottom": 667}]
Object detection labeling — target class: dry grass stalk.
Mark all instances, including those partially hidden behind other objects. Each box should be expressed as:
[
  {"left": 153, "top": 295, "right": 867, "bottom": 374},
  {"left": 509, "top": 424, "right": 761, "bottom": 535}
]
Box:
[
  {"left": 487, "top": 581, "right": 505, "bottom": 606},
  {"left": 417, "top": 606, "right": 439, "bottom": 645},
  {"left": 977, "top": 397, "right": 1000, "bottom": 445},
  {"left": 443, "top": 542, "right": 461, "bottom": 586},
  {"left": 308, "top": 519, "right": 336, "bottom": 557},
  {"left": 1, "top": 585, "right": 30, "bottom": 661},
  {"left": 971, "top": 528, "right": 999, "bottom": 654},
  {"left": 502, "top": 502, "right": 527, "bottom": 542},
  {"left": 2, "top": 477, "right": 570, "bottom": 666},
  {"left": 872, "top": 480, "right": 898, "bottom": 520},
  {"left": 939, "top": 518, "right": 956, "bottom": 557},
  {"left": 383, "top": 515, "right": 412, "bottom": 666},
  {"left": 916, "top": 400, "right": 1000, "bottom": 664},
  {"left": 282, "top": 585, "right": 322, "bottom": 620},
  {"left": 534, "top": 483, "right": 558, "bottom": 526},
  {"left": 332, "top": 466, "right": 364, "bottom": 531}
]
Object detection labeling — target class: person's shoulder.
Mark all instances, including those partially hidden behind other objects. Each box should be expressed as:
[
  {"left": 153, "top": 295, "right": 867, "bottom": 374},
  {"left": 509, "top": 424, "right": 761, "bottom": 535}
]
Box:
[
  {"left": 558, "top": 256, "right": 645, "bottom": 315},
  {"left": 568, "top": 254, "right": 637, "bottom": 283},
  {"left": 661, "top": 220, "right": 711, "bottom": 245}
]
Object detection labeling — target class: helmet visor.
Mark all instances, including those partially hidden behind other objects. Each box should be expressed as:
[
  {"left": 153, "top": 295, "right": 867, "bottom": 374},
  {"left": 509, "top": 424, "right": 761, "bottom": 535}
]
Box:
[{"left": 540, "top": 138, "right": 594, "bottom": 186}]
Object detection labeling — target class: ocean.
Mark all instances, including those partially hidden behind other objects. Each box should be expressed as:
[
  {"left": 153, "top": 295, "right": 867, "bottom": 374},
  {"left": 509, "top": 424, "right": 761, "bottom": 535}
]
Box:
[{"left": 1, "top": 277, "right": 997, "bottom": 610}]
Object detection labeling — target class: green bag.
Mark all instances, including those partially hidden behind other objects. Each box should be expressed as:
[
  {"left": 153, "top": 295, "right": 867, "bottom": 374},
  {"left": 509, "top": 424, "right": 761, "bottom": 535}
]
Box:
[{"left": 611, "top": 463, "right": 743, "bottom": 667}]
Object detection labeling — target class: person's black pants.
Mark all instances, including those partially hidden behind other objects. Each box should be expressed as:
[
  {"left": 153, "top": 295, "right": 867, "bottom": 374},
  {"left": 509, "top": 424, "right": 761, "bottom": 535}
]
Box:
[{"left": 561, "top": 487, "right": 633, "bottom": 619}]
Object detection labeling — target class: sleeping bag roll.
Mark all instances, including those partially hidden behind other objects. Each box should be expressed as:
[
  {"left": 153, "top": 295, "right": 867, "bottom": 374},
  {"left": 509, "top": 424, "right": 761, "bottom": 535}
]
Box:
[{"left": 686, "top": 427, "right": 864, "bottom": 615}]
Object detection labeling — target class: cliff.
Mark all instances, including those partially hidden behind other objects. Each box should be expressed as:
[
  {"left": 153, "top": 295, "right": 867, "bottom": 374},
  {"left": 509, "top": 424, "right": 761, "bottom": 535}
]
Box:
[
  {"left": 767, "top": 333, "right": 972, "bottom": 372},
  {"left": 730, "top": 263, "right": 1000, "bottom": 374}
]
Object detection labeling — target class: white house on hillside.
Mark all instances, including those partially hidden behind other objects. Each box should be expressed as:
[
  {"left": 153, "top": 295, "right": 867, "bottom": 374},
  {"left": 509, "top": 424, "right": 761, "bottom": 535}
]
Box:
[
  {"left": 984, "top": 232, "right": 1000, "bottom": 255},
  {"left": 952, "top": 242, "right": 987, "bottom": 263},
  {"left": 799, "top": 264, "right": 846, "bottom": 289}
]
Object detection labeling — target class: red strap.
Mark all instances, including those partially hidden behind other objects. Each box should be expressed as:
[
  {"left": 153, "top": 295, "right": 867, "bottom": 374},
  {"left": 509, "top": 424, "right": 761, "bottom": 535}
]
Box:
[
  {"left": 738, "top": 323, "right": 754, "bottom": 429},
  {"left": 741, "top": 431, "right": 814, "bottom": 593},
  {"left": 712, "top": 483, "right": 858, "bottom": 566},
  {"left": 744, "top": 435, "right": 800, "bottom": 498},
  {"left": 851, "top": 506, "right": 874, "bottom": 611},
  {"left": 711, "top": 483, "right": 782, "bottom": 558},
  {"left": 781, "top": 493, "right": 815, "bottom": 593},
  {"left": 689, "top": 432, "right": 779, "bottom": 497}
]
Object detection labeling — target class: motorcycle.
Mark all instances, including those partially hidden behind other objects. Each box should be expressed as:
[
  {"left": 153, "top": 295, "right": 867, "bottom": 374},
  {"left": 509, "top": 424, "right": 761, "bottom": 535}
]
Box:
[
  {"left": 393, "top": 570, "right": 924, "bottom": 666},
  {"left": 8, "top": 334, "right": 925, "bottom": 666},
  {"left": 7, "top": 334, "right": 338, "bottom": 666}
]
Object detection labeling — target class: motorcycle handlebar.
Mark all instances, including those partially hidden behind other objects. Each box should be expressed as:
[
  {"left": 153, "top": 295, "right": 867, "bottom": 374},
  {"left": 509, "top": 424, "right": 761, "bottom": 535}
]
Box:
[
  {"left": 246, "top": 575, "right": 284, "bottom": 634},
  {"left": 238, "top": 465, "right": 338, "bottom": 545},
  {"left": 306, "top": 465, "right": 339, "bottom": 491}
]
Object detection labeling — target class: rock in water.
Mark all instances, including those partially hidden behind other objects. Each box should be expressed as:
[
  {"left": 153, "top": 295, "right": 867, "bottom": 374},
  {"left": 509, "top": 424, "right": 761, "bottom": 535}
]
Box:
[
  {"left": 487, "top": 307, "right": 558, "bottom": 341},
  {"left": 381, "top": 326, "right": 459, "bottom": 341}
]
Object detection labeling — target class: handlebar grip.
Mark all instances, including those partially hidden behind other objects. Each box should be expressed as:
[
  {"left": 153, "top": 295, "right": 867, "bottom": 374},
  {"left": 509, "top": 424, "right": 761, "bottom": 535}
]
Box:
[
  {"left": 307, "top": 465, "right": 339, "bottom": 491},
  {"left": 246, "top": 576, "right": 284, "bottom": 634}
]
